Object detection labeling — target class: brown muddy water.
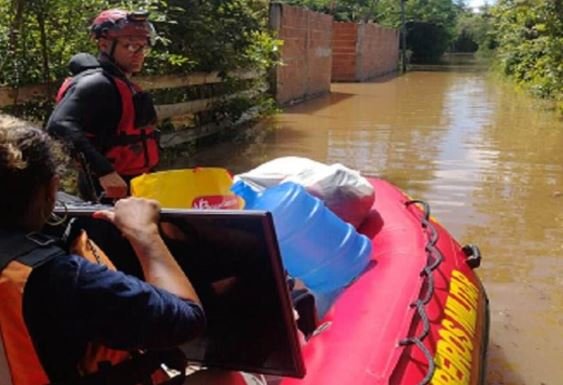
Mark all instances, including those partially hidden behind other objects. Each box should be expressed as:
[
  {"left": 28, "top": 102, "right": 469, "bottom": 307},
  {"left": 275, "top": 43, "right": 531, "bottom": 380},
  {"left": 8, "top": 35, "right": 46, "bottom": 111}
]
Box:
[{"left": 182, "top": 69, "right": 563, "bottom": 385}]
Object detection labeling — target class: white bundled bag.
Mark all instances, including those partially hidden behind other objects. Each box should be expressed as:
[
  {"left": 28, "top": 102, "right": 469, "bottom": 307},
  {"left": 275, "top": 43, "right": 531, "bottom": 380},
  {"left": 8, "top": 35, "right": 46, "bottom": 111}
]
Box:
[{"left": 235, "top": 157, "right": 375, "bottom": 228}]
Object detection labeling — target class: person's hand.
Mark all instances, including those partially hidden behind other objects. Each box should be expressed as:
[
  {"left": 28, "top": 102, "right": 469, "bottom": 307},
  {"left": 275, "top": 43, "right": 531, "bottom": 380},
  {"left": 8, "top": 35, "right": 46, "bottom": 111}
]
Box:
[
  {"left": 93, "top": 197, "right": 161, "bottom": 242},
  {"left": 93, "top": 198, "right": 201, "bottom": 304},
  {"left": 99, "top": 171, "right": 128, "bottom": 198}
]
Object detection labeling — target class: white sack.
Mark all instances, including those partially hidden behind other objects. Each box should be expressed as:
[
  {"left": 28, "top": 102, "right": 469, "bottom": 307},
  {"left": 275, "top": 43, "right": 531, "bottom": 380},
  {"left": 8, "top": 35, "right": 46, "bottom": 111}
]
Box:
[{"left": 235, "top": 157, "right": 375, "bottom": 228}]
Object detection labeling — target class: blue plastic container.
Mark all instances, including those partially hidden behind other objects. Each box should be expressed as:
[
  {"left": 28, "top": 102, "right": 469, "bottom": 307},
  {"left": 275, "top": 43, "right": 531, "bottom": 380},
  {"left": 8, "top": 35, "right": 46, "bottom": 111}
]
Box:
[{"left": 231, "top": 181, "right": 372, "bottom": 293}]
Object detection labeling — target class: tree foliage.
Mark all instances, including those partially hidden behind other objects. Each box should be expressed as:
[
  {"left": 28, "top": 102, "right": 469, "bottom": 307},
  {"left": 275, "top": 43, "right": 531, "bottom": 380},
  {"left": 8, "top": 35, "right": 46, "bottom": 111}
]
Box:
[
  {"left": 0, "top": 0, "right": 279, "bottom": 87},
  {"left": 278, "top": 0, "right": 378, "bottom": 22},
  {"left": 0, "top": 0, "right": 100, "bottom": 86},
  {"left": 407, "top": 22, "right": 451, "bottom": 62},
  {"left": 279, "top": 0, "right": 461, "bottom": 27},
  {"left": 0, "top": 0, "right": 281, "bottom": 124},
  {"left": 452, "top": 5, "right": 496, "bottom": 53},
  {"left": 152, "top": 0, "right": 276, "bottom": 74},
  {"left": 280, "top": 0, "right": 464, "bottom": 62},
  {"left": 491, "top": 0, "right": 562, "bottom": 101}
]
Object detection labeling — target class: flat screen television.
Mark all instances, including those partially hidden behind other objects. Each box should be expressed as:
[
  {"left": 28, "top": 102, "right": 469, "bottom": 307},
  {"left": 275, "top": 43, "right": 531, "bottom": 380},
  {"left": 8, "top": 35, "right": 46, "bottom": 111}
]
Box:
[{"left": 51, "top": 204, "right": 306, "bottom": 378}]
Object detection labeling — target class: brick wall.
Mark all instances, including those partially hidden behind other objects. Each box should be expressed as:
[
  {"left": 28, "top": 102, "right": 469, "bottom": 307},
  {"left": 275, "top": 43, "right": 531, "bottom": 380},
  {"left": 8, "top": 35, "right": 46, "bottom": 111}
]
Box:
[
  {"left": 332, "top": 22, "right": 400, "bottom": 82},
  {"left": 332, "top": 23, "right": 359, "bottom": 82},
  {"left": 270, "top": 4, "right": 333, "bottom": 105},
  {"left": 357, "top": 23, "right": 400, "bottom": 81}
]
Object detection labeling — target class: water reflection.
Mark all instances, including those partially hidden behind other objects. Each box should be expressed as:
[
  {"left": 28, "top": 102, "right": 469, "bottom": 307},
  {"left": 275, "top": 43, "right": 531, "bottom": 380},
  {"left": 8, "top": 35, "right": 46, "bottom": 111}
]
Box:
[{"left": 182, "top": 69, "right": 563, "bottom": 385}]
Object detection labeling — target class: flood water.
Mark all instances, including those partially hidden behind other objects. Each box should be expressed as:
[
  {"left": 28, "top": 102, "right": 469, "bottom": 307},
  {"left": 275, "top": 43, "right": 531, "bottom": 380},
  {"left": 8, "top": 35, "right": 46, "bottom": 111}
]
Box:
[{"left": 185, "top": 67, "right": 563, "bottom": 384}]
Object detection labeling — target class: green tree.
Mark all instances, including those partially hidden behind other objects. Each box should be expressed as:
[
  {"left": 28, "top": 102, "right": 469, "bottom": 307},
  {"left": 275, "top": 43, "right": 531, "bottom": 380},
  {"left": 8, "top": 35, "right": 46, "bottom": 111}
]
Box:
[
  {"left": 280, "top": 0, "right": 464, "bottom": 61},
  {"left": 492, "top": 0, "right": 562, "bottom": 101},
  {"left": 0, "top": 0, "right": 279, "bottom": 86},
  {"left": 453, "top": 5, "right": 496, "bottom": 53},
  {"left": 391, "top": 0, "right": 463, "bottom": 62},
  {"left": 0, "top": 0, "right": 101, "bottom": 86},
  {"left": 279, "top": 0, "right": 383, "bottom": 22},
  {"left": 155, "top": 0, "right": 274, "bottom": 74}
]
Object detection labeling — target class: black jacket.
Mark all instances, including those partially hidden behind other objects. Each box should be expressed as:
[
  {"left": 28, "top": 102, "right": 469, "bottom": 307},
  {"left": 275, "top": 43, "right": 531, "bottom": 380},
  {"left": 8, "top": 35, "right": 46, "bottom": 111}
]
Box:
[{"left": 47, "top": 53, "right": 132, "bottom": 177}]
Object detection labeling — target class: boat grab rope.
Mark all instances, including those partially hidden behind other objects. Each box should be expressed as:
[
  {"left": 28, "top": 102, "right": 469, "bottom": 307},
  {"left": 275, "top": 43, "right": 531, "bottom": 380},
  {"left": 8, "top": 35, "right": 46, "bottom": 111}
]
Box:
[{"left": 399, "top": 199, "right": 444, "bottom": 385}]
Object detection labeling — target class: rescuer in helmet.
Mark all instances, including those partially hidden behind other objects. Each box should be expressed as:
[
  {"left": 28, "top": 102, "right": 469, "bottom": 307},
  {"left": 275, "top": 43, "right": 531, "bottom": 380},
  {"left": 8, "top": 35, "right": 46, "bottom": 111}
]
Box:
[{"left": 47, "top": 9, "right": 160, "bottom": 201}]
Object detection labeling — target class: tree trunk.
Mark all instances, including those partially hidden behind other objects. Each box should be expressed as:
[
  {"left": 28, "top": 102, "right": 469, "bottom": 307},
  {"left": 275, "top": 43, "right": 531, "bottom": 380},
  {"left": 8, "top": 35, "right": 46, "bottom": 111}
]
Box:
[
  {"left": 36, "top": 9, "right": 51, "bottom": 92},
  {"left": 0, "top": 0, "right": 26, "bottom": 83}
]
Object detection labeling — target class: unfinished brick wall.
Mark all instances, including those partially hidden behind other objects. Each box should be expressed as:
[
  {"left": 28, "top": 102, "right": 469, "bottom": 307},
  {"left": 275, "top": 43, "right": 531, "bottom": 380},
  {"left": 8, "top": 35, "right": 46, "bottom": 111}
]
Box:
[
  {"left": 332, "top": 22, "right": 400, "bottom": 82},
  {"left": 270, "top": 4, "right": 333, "bottom": 105}
]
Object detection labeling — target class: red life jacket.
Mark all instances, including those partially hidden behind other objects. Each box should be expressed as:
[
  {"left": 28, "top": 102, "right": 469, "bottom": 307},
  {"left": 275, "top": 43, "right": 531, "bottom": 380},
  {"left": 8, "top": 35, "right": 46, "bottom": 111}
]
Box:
[{"left": 56, "top": 71, "right": 159, "bottom": 177}]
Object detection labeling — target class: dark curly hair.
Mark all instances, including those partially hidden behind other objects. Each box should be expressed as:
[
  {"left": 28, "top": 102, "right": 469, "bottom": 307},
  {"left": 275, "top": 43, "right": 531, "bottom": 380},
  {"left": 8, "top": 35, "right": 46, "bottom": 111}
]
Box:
[{"left": 0, "top": 116, "right": 60, "bottom": 228}]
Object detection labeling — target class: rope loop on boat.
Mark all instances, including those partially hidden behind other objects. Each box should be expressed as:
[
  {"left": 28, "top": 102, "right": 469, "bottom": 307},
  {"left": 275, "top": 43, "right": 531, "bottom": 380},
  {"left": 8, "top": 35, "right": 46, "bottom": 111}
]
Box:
[{"left": 399, "top": 199, "right": 444, "bottom": 385}]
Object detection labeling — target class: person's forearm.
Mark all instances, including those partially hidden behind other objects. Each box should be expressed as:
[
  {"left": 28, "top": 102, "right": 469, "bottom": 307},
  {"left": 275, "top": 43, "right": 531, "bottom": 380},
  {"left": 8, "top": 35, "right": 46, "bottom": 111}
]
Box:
[
  {"left": 93, "top": 198, "right": 200, "bottom": 304},
  {"left": 48, "top": 119, "right": 114, "bottom": 175},
  {"left": 130, "top": 230, "right": 201, "bottom": 305}
]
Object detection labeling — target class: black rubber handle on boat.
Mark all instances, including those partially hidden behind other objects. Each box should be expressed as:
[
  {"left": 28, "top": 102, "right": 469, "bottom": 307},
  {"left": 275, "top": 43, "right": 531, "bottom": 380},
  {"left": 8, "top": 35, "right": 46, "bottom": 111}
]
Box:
[
  {"left": 462, "top": 244, "right": 482, "bottom": 269},
  {"left": 406, "top": 199, "right": 430, "bottom": 222}
]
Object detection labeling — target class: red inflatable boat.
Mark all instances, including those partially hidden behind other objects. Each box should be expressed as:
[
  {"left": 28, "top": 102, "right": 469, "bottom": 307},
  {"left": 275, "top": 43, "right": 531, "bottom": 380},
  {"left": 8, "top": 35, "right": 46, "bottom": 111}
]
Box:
[
  {"left": 276, "top": 177, "right": 489, "bottom": 385},
  {"left": 55, "top": 176, "right": 489, "bottom": 385}
]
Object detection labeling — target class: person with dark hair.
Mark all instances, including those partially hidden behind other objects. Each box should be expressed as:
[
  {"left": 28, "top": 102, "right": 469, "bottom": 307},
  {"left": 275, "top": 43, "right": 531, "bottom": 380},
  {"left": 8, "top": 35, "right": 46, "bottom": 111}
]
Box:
[
  {"left": 46, "top": 9, "right": 160, "bottom": 201},
  {"left": 0, "top": 116, "right": 205, "bottom": 385}
]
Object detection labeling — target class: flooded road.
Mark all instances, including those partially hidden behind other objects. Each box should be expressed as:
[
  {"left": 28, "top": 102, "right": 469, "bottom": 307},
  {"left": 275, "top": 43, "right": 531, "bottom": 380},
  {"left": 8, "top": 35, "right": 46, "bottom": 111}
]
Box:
[{"left": 185, "top": 69, "right": 563, "bottom": 385}]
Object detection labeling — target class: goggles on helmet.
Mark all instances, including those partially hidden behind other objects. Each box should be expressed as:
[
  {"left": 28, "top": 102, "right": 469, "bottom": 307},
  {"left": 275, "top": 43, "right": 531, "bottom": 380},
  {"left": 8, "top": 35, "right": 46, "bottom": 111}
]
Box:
[{"left": 117, "top": 40, "right": 152, "bottom": 56}]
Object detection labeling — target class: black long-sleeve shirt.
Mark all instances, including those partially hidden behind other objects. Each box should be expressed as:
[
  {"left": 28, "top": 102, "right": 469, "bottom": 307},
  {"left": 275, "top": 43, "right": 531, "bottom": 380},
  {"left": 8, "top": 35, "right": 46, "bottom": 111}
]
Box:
[
  {"left": 47, "top": 54, "right": 128, "bottom": 176},
  {"left": 23, "top": 253, "right": 205, "bottom": 383}
]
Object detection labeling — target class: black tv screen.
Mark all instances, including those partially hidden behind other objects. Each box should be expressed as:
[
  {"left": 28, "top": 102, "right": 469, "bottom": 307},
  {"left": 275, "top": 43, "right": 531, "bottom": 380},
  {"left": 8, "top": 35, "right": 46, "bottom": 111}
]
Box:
[{"left": 52, "top": 206, "right": 306, "bottom": 378}]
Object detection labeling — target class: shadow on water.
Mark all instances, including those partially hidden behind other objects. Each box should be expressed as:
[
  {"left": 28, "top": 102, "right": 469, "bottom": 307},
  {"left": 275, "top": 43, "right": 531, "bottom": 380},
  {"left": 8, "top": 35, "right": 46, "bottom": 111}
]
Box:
[
  {"left": 409, "top": 52, "right": 490, "bottom": 72},
  {"left": 285, "top": 73, "right": 402, "bottom": 115},
  {"left": 283, "top": 92, "right": 356, "bottom": 115},
  {"left": 364, "top": 72, "right": 403, "bottom": 83}
]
